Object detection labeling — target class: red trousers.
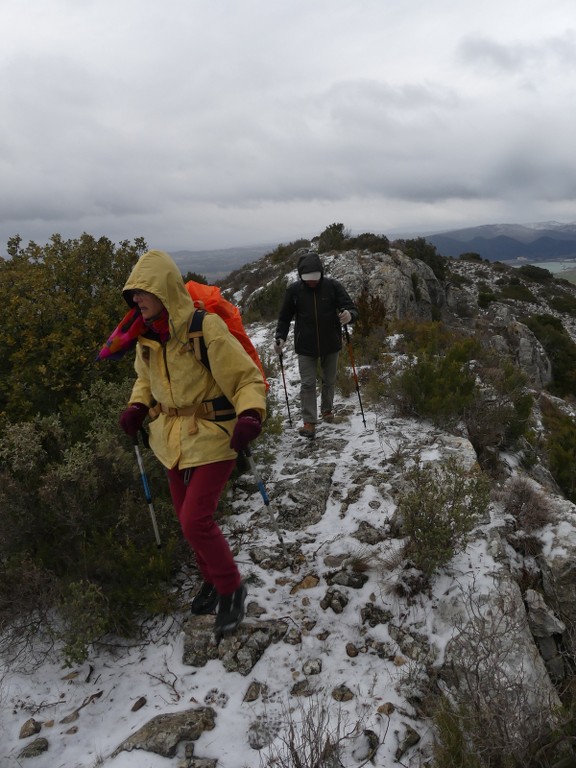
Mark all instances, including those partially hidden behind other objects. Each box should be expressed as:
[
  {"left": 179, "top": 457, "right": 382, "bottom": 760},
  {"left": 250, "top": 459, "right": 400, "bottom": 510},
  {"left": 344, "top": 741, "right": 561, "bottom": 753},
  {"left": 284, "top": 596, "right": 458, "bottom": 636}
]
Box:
[{"left": 167, "top": 459, "right": 240, "bottom": 596}]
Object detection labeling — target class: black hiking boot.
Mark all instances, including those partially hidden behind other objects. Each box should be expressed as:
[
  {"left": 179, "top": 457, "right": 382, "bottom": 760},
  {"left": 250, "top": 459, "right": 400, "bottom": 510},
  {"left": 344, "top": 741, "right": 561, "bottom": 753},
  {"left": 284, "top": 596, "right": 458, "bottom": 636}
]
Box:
[
  {"left": 191, "top": 581, "right": 219, "bottom": 615},
  {"left": 214, "top": 583, "right": 247, "bottom": 641}
]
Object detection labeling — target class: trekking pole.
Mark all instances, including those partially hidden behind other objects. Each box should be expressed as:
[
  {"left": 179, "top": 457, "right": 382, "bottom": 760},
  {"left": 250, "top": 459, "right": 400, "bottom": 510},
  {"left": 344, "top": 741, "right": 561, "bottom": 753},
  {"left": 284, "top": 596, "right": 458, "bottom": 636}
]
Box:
[
  {"left": 343, "top": 324, "right": 367, "bottom": 428},
  {"left": 133, "top": 429, "right": 161, "bottom": 548},
  {"left": 243, "top": 446, "right": 289, "bottom": 560},
  {"left": 278, "top": 351, "right": 293, "bottom": 426}
]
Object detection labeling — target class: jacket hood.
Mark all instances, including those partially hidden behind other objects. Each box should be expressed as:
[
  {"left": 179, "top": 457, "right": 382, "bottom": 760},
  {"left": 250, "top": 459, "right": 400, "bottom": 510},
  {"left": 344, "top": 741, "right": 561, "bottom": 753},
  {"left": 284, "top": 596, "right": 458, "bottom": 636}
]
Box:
[
  {"left": 123, "top": 250, "right": 194, "bottom": 334},
  {"left": 297, "top": 252, "right": 323, "bottom": 279}
]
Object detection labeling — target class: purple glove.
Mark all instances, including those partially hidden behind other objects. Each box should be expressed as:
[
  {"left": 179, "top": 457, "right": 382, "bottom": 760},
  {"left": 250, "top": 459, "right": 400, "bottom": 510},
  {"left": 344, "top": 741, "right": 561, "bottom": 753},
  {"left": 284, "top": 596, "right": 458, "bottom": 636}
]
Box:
[
  {"left": 230, "top": 409, "right": 262, "bottom": 453},
  {"left": 119, "top": 403, "right": 149, "bottom": 438}
]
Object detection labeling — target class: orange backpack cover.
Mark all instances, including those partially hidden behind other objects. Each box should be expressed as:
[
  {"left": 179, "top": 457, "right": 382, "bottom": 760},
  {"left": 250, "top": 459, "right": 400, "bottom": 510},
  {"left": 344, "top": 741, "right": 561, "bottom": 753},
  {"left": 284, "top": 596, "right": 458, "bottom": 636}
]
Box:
[{"left": 185, "top": 280, "right": 269, "bottom": 390}]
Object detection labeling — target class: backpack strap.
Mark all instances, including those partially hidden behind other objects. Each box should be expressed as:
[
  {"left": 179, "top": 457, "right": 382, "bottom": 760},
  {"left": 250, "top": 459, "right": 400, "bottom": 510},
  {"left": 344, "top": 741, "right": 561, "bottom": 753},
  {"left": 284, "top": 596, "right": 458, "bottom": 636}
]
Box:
[
  {"left": 186, "top": 309, "right": 236, "bottom": 419},
  {"left": 188, "top": 308, "right": 211, "bottom": 371}
]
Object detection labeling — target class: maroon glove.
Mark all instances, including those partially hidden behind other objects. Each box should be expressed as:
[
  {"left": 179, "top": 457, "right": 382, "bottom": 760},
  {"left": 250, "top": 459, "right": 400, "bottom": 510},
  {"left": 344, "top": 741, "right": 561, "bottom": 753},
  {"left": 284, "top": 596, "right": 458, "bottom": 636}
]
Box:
[
  {"left": 119, "top": 403, "right": 149, "bottom": 438},
  {"left": 230, "top": 409, "right": 262, "bottom": 453}
]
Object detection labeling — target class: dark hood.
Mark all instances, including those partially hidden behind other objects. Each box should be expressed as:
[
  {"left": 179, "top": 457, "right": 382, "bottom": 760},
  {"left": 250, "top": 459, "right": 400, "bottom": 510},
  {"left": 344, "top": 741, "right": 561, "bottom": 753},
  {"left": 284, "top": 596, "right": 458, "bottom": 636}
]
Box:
[{"left": 297, "top": 252, "right": 323, "bottom": 278}]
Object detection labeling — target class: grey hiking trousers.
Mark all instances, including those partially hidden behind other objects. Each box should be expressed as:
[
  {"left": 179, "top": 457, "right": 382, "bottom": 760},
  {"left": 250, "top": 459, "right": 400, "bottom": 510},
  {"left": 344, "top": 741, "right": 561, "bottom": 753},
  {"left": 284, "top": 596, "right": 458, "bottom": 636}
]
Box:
[{"left": 297, "top": 352, "right": 339, "bottom": 424}]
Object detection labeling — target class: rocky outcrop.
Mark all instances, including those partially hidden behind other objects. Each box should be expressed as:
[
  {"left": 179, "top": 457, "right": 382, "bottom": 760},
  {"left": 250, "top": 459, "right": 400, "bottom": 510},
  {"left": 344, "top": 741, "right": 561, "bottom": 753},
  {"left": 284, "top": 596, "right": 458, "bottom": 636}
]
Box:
[
  {"left": 327, "top": 248, "right": 444, "bottom": 321},
  {"left": 483, "top": 303, "right": 553, "bottom": 388},
  {"left": 539, "top": 502, "right": 576, "bottom": 659},
  {"left": 437, "top": 559, "right": 562, "bottom": 761}
]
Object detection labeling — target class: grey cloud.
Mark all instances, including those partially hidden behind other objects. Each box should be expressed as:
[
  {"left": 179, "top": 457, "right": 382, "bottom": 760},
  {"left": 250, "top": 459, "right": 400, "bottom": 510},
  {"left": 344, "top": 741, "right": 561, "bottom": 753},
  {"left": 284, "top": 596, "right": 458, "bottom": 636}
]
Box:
[
  {"left": 457, "top": 31, "right": 576, "bottom": 76},
  {"left": 1, "top": 0, "right": 576, "bottom": 251}
]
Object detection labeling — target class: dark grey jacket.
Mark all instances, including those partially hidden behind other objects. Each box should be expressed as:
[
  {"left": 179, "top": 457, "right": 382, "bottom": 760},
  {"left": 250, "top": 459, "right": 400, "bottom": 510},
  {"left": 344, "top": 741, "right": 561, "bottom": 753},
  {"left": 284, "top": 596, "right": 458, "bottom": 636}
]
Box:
[{"left": 275, "top": 252, "right": 358, "bottom": 357}]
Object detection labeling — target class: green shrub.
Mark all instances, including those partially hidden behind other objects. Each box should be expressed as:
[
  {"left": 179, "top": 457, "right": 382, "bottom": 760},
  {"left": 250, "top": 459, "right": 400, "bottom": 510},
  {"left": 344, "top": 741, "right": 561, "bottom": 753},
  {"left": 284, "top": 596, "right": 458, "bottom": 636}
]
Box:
[
  {"left": 432, "top": 698, "right": 482, "bottom": 768},
  {"left": 524, "top": 314, "right": 576, "bottom": 397},
  {"left": 317, "top": 222, "right": 348, "bottom": 253},
  {"left": 243, "top": 276, "right": 289, "bottom": 322},
  {"left": 398, "top": 458, "right": 491, "bottom": 580},
  {"left": 346, "top": 231, "right": 390, "bottom": 253},
  {"left": 57, "top": 580, "right": 109, "bottom": 666},
  {"left": 549, "top": 291, "right": 576, "bottom": 317},
  {"left": 388, "top": 319, "right": 467, "bottom": 357},
  {"left": 464, "top": 361, "right": 533, "bottom": 472},
  {"left": 497, "top": 282, "right": 538, "bottom": 303},
  {"left": 478, "top": 290, "right": 497, "bottom": 308},
  {"left": 391, "top": 341, "right": 478, "bottom": 427},
  {"left": 541, "top": 397, "right": 576, "bottom": 502},
  {"left": 516, "top": 264, "right": 553, "bottom": 283},
  {"left": 518, "top": 264, "right": 554, "bottom": 284},
  {"left": 0, "top": 380, "right": 182, "bottom": 662},
  {"left": 384, "top": 322, "right": 482, "bottom": 427},
  {"left": 458, "top": 252, "right": 483, "bottom": 262}
]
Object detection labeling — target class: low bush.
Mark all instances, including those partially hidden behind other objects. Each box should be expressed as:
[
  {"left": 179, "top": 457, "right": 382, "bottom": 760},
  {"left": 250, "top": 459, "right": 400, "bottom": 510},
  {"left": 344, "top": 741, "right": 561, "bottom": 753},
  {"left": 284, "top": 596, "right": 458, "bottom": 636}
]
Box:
[
  {"left": 541, "top": 396, "right": 576, "bottom": 502},
  {"left": 397, "top": 458, "right": 491, "bottom": 582},
  {"left": 497, "top": 282, "right": 539, "bottom": 304},
  {"left": 478, "top": 289, "right": 497, "bottom": 308},
  {"left": 243, "top": 276, "right": 289, "bottom": 322},
  {"left": 500, "top": 476, "right": 556, "bottom": 532},
  {"left": 464, "top": 360, "right": 533, "bottom": 472},
  {"left": 393, "top": 237, "right": 446, "bottom": 280},
  {"left": 525, "top": 314, "right": 576, "bottom": 397},
  {"left": 389, "top": 339, "right": 478, "bottom": 428},
  {"left": 549, "top": 291, "right": 576, "bottom": 317},
  {"left": 0, "top": 379, "right": 182, "bottom": 665},
  {"left": 517, "top": 264, "right": 554, "bottom": 283}
]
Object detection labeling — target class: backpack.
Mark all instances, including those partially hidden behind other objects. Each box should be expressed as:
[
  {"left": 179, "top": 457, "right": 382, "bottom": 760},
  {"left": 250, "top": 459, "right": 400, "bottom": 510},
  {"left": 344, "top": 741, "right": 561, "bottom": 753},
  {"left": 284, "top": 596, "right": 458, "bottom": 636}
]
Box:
[{"left": 185, "top": 280, "right": 269, "bottom": 390}]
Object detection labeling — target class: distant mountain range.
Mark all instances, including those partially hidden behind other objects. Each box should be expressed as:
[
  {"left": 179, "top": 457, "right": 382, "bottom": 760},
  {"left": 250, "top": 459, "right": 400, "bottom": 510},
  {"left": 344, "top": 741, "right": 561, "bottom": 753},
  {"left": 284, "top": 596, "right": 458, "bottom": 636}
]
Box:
[
  {"left": 425, "top": 222, "right": 576, "bottom": 262},
  {"left": 171, "top": 244, "right": 276, "bottom": 282},
  {"left": 171, "top": 222, "right": 576, "bottom": 282}
]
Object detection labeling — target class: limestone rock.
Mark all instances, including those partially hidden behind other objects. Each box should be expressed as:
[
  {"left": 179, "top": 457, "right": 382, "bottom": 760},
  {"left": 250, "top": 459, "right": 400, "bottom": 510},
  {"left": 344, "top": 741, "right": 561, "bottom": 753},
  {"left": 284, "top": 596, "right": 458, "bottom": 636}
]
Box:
[
  {"left": 19, "top": 718, "right": 42, "bottom": 739},
  {"left": 18, "top": 738, "right": 49, "bottom": 759},
  {"left": 182, "top": 615, "right": 288, "bottom": 674},
  {"left": 112, "top": 707, "right": 216, "bottom": 758}
]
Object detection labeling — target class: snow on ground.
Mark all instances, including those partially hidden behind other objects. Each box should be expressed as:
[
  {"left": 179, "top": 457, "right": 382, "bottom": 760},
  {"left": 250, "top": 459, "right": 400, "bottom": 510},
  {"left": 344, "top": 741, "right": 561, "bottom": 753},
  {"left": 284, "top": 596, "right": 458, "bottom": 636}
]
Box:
[{"left": 0, "top": 322, "right": 505, "bottom": 768}]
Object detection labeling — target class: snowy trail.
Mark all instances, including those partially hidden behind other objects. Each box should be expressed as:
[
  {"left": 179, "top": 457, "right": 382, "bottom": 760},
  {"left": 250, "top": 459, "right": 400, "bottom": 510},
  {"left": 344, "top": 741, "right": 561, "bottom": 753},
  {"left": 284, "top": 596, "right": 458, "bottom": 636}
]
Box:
[{"left": 1, "top": 321, "right": 489, "bottom": 767}]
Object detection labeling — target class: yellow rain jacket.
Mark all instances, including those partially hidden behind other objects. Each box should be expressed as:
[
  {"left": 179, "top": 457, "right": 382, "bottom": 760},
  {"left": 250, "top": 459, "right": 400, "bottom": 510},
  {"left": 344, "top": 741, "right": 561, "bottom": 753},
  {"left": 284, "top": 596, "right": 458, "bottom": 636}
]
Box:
[{"left": 123, "top": 250, "right": 267, "bottom": 469}]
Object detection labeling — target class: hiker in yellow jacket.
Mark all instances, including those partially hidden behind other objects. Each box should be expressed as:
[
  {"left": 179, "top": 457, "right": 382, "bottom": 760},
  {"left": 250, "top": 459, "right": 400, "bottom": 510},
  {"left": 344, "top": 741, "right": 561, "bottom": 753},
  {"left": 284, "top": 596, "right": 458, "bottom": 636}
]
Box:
[{"left": 100, "top": 249, "right": 266, "bottom": 639}]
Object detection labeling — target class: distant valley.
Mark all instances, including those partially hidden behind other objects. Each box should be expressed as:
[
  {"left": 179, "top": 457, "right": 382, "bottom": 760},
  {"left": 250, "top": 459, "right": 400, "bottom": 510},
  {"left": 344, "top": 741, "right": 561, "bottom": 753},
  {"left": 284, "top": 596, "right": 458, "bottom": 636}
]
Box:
[{"left": 170, "top": 243, "right": 276, "bottom": 282}]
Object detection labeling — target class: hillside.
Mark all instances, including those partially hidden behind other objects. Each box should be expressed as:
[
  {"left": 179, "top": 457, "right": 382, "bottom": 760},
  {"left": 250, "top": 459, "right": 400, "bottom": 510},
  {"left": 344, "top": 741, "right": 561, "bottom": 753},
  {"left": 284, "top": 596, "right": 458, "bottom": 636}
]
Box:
[{"left": 4, "top": 244, "right": 576, "bottom": 767}]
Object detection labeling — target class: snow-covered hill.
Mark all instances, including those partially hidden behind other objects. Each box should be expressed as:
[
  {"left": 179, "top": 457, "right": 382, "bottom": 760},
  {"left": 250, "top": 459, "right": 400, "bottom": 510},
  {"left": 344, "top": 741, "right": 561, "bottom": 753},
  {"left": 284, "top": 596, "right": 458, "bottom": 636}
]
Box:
[{"left": 3, "top": 248, "right": 576, "bottom": 767}]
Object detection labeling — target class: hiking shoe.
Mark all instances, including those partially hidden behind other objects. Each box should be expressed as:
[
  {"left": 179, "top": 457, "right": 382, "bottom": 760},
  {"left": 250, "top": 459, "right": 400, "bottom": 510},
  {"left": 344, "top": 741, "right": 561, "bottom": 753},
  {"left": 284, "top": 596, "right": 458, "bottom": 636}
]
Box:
[
  {"left": 214, "top": 583, "right": 247, "bottom": 640},
  {"left": 298, "top": 422, "right": 316, "bottom": 438},
  {"left": 321, "top": 411, "right": 335, "bottom": 423},
  {"left": 191, "top": 581, "right": 219, "bottom": 615}
]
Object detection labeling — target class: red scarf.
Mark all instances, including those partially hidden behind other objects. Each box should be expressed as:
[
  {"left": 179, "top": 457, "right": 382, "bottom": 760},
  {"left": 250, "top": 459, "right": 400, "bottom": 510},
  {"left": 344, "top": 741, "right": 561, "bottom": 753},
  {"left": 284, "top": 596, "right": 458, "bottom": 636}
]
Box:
[{"left": 97, "top": 307, "right": 170, "bottom": 361}]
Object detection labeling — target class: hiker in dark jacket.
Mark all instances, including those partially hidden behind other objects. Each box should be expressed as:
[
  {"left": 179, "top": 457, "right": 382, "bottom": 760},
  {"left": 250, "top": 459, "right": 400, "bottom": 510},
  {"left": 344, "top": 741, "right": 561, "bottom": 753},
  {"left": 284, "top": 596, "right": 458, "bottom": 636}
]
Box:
[{"left": 273, "top": 251, "right": 358, "bottom": 438}]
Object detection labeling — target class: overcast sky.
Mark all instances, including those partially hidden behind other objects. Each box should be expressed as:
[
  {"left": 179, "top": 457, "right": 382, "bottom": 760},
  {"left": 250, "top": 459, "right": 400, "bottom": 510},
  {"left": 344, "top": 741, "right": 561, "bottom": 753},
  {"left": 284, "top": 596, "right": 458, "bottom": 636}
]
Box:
[{"left": 1, "top": 0, "right": 575, "bottom": 252}]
